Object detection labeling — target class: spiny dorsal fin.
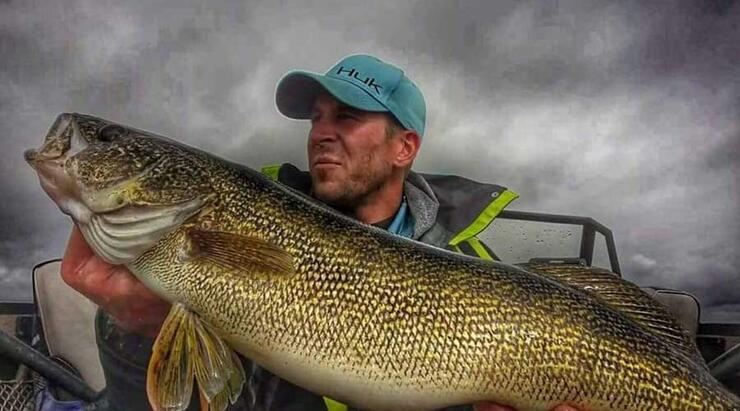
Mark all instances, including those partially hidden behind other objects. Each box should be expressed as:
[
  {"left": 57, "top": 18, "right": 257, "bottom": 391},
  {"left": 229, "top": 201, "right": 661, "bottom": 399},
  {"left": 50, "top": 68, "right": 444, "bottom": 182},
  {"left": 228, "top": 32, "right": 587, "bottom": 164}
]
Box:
[
  {"left": 180, "top": 229, "right": 294, "bottom": 278},
  {"left": 518, "top": 262, "right": 706, "bottom": 368},
  {"left": 147, "top": 303, "right": 246, "bottom": 411}
]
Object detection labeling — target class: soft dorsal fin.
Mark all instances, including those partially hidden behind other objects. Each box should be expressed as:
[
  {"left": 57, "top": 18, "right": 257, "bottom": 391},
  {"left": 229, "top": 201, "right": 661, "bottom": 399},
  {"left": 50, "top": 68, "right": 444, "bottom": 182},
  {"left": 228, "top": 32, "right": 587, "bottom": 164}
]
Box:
[
  {"left": 518, "top": 262, "right": 706, "bottom": 368},
  {"left": 179, "top": 229, "right": 295, "bottom": 278}
]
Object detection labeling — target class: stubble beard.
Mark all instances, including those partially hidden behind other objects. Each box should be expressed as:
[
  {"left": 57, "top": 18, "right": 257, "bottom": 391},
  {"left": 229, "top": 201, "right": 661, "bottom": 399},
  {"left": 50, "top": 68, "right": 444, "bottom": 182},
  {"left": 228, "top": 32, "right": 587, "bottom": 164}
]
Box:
[{"left": 311, "top": 157, "right": 394, "bottom": 212}]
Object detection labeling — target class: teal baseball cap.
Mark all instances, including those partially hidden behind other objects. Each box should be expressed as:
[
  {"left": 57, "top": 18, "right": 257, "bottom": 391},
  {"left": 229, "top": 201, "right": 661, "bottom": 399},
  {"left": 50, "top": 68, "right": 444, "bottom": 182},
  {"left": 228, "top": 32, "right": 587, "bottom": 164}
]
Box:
[{"left": 275, "top": 54, "right": 426, "bottom": 136}]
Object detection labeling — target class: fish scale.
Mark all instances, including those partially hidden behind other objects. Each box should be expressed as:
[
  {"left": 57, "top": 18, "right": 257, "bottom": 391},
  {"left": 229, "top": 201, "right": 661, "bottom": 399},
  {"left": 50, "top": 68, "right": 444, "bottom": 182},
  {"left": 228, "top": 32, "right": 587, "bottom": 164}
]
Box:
[{"left": 26, "top": 113, "right": 740, "bottom": 410}]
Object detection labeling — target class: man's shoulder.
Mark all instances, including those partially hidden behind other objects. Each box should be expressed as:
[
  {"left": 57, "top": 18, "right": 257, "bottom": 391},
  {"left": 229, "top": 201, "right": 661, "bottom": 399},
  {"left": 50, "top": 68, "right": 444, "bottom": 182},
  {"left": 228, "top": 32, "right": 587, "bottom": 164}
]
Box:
[
  {"left": 261, "top": 163, "right": 312, "bottom": 194},
  {"left": 406, "top": 171, "right": 518, "bottom": 249}
]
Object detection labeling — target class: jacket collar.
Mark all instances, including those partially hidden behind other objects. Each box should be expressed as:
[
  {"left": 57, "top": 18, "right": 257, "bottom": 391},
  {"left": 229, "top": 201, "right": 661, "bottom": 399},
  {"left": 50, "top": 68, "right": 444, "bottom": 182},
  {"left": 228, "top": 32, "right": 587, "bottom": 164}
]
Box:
[{"left": 272, "top": 164, "right": 516, "bottom": 244}]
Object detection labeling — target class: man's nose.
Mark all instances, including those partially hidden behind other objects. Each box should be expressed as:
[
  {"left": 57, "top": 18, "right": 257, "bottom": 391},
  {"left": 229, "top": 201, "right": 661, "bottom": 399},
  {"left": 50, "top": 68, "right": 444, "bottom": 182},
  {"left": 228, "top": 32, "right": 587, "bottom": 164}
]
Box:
[{"left": 309, "top": 121, "right": 338, "bottom": 145}]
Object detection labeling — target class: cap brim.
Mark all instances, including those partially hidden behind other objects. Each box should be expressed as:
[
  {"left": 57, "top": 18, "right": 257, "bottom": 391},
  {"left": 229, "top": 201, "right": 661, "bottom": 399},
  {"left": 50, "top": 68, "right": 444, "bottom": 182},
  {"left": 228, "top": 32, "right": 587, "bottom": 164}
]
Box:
[{"left": 275, "top": 71, "right": 388, "bottom": 119}]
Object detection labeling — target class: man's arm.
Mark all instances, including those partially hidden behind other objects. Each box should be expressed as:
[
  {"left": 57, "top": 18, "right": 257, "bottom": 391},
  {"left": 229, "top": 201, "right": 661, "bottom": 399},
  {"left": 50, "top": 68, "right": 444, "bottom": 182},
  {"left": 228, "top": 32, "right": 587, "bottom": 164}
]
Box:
[{"left": 61, "top": 226, "right": 172, "bottom": 410}]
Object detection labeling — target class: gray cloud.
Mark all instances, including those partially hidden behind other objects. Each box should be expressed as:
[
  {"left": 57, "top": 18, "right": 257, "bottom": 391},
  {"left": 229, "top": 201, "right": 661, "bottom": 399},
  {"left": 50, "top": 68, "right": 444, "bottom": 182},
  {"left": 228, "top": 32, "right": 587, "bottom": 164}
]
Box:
[{"left": 1, "top": 0, "right": 738, "bottom": 322}]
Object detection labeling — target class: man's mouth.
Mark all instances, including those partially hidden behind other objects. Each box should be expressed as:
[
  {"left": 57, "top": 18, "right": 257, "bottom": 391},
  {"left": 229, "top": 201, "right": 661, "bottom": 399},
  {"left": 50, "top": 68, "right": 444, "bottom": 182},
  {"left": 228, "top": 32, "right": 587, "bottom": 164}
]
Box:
[
  {"left": 313, "top": 156, "right": 342, "bottom": 168},
  {"left": 314, "top": 162, "right": 341, "bottom": 167}
]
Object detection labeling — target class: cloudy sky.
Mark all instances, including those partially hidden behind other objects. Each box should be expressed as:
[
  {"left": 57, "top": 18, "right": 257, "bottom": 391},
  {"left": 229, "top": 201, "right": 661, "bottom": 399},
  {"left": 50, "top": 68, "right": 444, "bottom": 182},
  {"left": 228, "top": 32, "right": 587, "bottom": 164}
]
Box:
[{"left": 1, "top": 0, "right": 738, "bottom": 322}]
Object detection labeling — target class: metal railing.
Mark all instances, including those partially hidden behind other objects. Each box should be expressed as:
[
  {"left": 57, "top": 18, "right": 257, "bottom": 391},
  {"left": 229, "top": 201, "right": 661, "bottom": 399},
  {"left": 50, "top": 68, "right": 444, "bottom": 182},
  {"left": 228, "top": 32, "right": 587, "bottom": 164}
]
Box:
[{"left": 498, "top": 210, "right": 621, "bottom": 274}]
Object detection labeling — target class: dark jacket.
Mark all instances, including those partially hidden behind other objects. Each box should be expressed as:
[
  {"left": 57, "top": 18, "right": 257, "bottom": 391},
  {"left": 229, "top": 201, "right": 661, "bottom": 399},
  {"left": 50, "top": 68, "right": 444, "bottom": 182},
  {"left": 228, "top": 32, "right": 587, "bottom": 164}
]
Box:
[{"left": 96, "top": 164, "right": 518, "bottom": 411}]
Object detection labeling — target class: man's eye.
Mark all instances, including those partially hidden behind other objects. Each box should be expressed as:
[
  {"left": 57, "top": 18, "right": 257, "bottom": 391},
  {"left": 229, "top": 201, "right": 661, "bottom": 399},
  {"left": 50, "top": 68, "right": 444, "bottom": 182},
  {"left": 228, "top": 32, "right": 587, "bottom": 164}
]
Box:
[{"left": 338, "top": 112, "right": 357, "bottom": 120}]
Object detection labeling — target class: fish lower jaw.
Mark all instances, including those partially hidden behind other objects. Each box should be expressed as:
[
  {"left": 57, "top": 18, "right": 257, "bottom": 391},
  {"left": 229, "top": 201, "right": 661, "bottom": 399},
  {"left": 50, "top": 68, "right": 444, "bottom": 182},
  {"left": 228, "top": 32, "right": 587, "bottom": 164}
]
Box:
[
  {"left": 38, "top": 176, "right": 92, "bottom": 224},
  {"left": 59, "top": 198, "right": 93, "bottom": 224},
  {"left": 32, "top": 158, "right": 92, "bottom": 224}
]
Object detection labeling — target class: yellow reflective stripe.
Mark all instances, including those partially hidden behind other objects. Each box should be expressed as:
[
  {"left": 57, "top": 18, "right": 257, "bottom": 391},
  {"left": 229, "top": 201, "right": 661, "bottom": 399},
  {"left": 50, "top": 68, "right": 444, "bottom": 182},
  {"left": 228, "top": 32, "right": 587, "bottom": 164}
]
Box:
[
  {"left": 448, "top": 189, "right": 519, "bottom": 246},
  {"left": 323, "top": 397, "right": 349, "bottom": 411},
  {"left": 260, "top": 164, "right": 281, "bottom": 181},
  {"left": 467, "top": 237, "right": 494, "bottom": 261},
  {"left": 451, "top": 244, "right": 463, "bottom": 253}
]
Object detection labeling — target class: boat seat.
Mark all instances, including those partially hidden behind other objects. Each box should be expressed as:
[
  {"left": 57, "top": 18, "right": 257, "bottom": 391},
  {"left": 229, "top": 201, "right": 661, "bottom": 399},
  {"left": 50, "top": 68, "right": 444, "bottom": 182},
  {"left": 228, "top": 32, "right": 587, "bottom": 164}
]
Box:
[
  {"left": 33, "top": 259, "right": 106, "bottom": 392},
  {"left": 641, "top": 287, "right": 700, "bottom": 339}
]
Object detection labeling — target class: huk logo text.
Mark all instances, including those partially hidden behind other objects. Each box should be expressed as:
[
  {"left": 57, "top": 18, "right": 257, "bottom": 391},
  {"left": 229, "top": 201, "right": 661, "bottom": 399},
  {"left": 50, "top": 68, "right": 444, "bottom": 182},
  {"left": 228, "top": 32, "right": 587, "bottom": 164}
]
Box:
[{"left": 335, "top": 66, "right": 383, "bottom": 94}]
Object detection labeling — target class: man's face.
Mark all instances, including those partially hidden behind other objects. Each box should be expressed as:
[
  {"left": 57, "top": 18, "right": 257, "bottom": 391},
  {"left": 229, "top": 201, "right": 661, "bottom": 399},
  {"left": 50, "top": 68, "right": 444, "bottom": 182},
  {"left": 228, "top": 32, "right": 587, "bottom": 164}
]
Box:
[{"left": 308, "top": 94, "right": 399, "bottom": 209}]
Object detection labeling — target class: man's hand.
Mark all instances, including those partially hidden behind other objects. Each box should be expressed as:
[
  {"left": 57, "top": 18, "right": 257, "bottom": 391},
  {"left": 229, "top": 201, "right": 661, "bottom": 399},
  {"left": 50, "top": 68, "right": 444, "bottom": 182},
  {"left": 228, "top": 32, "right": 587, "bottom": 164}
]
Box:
[
  {"left": 474, "top": 403, "right": 580, "bottom": 411},
  {"left": 61, "top": 226, "right": 171, "bottom": 338}
]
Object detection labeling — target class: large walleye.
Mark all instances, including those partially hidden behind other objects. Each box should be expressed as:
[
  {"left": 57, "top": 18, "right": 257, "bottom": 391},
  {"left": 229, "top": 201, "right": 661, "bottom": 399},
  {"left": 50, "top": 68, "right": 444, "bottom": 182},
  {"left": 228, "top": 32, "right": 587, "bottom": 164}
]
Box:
[{"left": 26, "top": 113, "right": 739, "bottom": 411}]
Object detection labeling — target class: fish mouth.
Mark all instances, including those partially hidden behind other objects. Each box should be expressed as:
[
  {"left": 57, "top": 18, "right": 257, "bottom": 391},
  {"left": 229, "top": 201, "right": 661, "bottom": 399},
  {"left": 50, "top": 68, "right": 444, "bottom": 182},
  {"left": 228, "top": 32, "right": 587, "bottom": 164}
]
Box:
[
  {"left": 25, "top": 113, "right": 92, "bottom": 223},
  {"left": 23, "top": 148, "right": 40, "bottom": 165},
  {"left": 25, "top": 113, "right": 88, "bottom": 165},
  {"left": 25, "top": 113, "right": 89, "bottom": 179}
]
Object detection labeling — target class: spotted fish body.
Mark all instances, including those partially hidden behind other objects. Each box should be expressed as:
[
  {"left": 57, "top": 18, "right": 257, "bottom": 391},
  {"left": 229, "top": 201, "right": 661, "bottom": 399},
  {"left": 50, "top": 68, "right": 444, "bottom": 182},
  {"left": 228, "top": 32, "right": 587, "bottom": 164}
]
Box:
[{"left": 26, "top": 113, "right": 740, "bottom": 410}]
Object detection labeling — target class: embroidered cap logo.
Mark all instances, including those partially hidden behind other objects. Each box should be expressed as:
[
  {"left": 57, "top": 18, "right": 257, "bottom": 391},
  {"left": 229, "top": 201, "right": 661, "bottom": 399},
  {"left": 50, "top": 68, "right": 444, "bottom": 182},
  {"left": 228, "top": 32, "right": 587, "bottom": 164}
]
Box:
[{"left": 335, "top": 66, "right": 383, "bottom": 94}]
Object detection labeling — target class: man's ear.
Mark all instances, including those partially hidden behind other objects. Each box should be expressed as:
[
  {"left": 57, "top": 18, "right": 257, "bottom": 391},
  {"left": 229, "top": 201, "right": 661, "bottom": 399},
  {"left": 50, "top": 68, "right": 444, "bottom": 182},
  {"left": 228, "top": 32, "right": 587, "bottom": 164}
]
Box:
[{"left": 394, "top": 130, "right": 421, "bottom": 168}]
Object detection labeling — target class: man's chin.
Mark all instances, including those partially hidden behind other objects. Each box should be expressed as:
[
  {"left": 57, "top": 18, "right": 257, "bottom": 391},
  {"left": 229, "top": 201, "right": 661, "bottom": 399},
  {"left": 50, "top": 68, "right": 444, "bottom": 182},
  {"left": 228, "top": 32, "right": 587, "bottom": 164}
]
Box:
[
  {"left": 312, "top": 186, "right": 341, "bottom": 205},
  {"left": 312, "top": 182, "right": 352, "bottom": 209},
  {"left": 311, "top": 165, "right": 342, "bottom": 182}
]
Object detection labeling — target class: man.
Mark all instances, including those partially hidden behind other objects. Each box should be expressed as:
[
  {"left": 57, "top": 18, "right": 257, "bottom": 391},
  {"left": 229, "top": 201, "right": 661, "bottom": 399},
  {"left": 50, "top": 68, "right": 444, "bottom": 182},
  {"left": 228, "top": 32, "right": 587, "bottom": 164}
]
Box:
[{"left": 61, "top": 54, "right": 577, "bottom": 411}]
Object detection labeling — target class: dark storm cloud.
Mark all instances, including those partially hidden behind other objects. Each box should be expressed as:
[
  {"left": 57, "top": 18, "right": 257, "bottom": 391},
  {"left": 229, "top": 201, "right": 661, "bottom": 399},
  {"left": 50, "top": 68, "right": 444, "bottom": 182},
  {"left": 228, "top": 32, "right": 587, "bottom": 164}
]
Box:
[{"left": 0, "top": 0, "right": 738, "bottom": 322}]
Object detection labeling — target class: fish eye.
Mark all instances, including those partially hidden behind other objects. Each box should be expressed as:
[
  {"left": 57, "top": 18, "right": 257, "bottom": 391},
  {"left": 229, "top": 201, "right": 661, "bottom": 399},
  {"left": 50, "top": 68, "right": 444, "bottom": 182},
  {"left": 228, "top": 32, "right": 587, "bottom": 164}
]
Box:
[{"left": 98, "top": 125, "right": 126, "bottom": 142}]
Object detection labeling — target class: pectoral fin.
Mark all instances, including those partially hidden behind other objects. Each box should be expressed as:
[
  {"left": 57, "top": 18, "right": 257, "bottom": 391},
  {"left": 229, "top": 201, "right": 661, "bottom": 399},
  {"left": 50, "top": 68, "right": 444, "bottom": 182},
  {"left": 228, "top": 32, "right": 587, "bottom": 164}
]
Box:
[
  {"left": 180, "top": 229, "right": 295, "bottom": 278},
  {"left": 147, "top": 303, "right": 245, "bottom": 411},
  {"left": 147, "top": 304, "right": 193, "bottom": 411}
]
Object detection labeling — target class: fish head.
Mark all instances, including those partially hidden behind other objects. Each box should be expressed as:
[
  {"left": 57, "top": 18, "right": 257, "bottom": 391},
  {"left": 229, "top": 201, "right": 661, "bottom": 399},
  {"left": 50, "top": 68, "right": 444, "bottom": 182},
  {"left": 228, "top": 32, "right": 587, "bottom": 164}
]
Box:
[{"left": 26, "top": 113, "right": 213, "bottom": 264}]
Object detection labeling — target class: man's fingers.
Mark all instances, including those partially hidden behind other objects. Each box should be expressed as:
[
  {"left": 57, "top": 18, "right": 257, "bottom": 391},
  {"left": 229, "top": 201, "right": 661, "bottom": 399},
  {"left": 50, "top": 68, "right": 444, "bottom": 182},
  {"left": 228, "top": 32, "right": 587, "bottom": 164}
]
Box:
[
  {"left": 60, "top": 225, "right": 95, "bottom": 286},
  {"left": 61, "top": 225, "right": 132, "bottom": 301},
  {"left": 63, "top": 225, "right": 93, "bottom": 262}
]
